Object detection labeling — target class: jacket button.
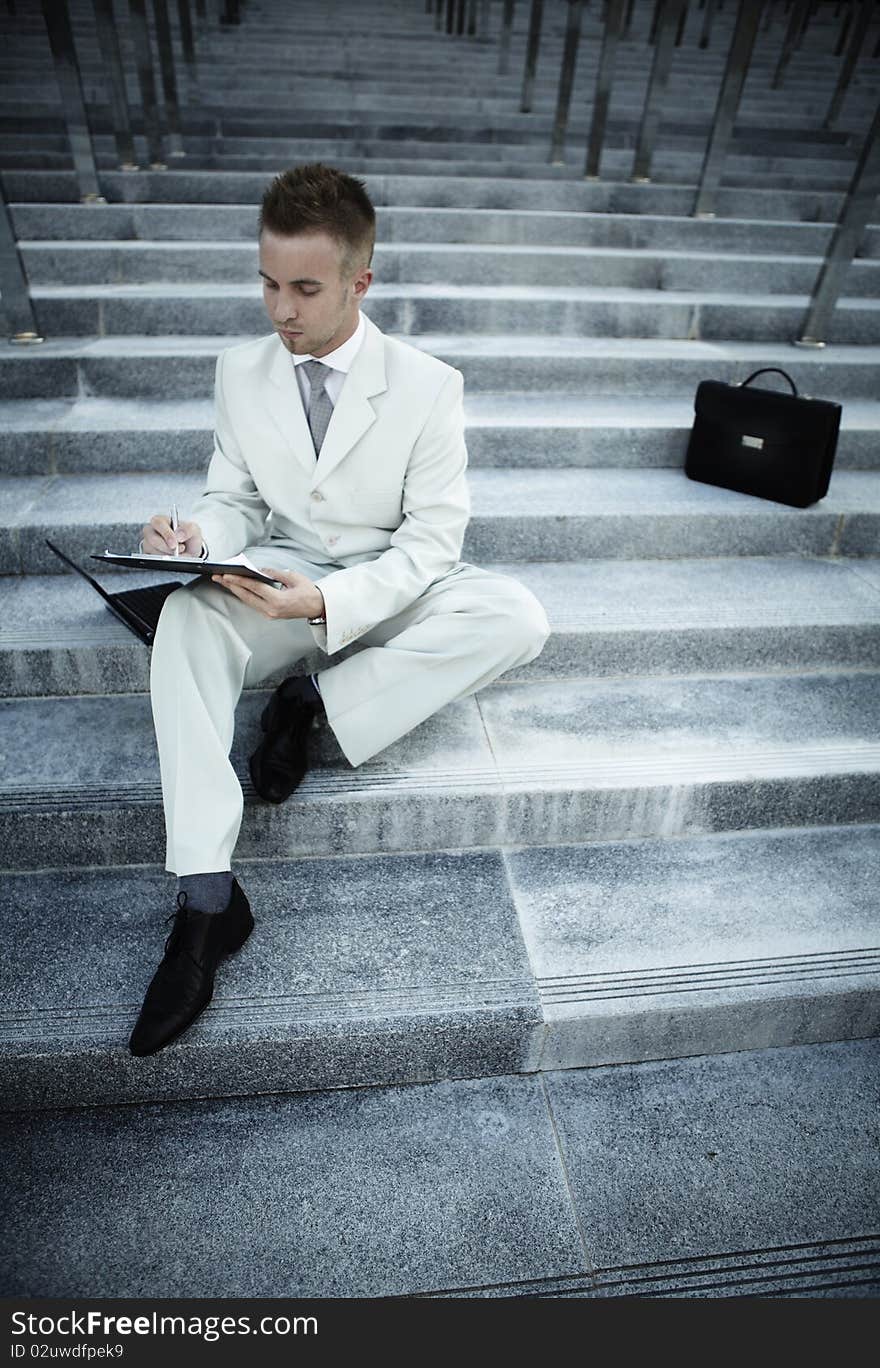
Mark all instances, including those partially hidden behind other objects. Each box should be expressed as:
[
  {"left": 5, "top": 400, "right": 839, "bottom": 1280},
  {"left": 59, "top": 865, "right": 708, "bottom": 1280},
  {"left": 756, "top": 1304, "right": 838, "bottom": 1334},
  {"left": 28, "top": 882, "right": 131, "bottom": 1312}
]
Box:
[{"left": 311, "top": 491, "right": 324, "bottom": 502}]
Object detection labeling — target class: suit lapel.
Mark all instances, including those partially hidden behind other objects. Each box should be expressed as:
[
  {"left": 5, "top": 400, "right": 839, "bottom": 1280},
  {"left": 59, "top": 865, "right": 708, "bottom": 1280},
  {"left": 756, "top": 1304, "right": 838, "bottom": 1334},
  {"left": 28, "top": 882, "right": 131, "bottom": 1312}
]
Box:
[
  {"left": 310, "top": 313, "right": 387, "bottom": 489},
  {"left": 264, "top": 337, "right": 317, "bottom": 478}
]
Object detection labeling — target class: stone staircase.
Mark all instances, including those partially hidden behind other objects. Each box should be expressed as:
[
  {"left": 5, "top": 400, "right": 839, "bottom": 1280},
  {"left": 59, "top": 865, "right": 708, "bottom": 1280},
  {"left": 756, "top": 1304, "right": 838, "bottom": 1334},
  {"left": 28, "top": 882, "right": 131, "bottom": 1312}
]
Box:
[{"left": 1, "top": 0, "right": 878, "bottom": 1298}]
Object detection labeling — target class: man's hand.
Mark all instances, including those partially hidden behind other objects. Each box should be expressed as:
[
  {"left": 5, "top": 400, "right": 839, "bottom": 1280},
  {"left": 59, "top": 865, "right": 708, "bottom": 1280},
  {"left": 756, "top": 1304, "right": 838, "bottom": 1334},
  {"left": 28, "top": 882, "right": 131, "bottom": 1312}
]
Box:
[
  {"left": 141, "top": 513, "right": 204, "bottom": 557},
  {"left": 212, "top": 567, "right": 325, "bottom": 621}
]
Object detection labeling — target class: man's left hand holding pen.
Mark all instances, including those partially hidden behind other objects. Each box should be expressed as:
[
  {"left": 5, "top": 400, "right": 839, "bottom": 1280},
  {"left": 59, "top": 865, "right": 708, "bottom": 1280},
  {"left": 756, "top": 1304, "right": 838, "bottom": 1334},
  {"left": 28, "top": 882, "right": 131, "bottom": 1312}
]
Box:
[{"left": 140, "top": 507, "right": 207, "bottom": 559}]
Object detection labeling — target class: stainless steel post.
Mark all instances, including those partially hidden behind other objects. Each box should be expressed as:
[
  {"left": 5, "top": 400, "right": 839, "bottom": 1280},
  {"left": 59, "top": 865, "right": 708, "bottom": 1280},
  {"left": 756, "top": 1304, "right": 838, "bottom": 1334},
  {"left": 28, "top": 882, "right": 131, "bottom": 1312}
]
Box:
[
  {"left": 824, "top": 0, "right": 871, "bottom": 127},
  {"left": 434, "top": 0, "right": 443, "bottom": 30},
  {"left": 221, "top": 0, "right": 239, "bottom": 21},
  {"left": 833, "top": 1, "right": 853, "bottom": 56},
  {"left": 796, "top": 99, "right": 880, "bottom": 345},
  {"left": 128, "top": 0, "right": 166, "bottom": 167},
  {"left": 446, "top": 0, "right": 454, "bottom": 34},
  {"left": 520, "top": 0, "right": 545, "bottom": 111},
  {"left": 699, "top": 0, "right": 717, "bottom": 46},
  {"left": 151, "top": 0, "right": 184, "bottom": 155},
  {"left": 693, "top": 0, "right": 763, "bottom": 217},
  {"left": 479, "top": 0, "right": 490, "bottom": 41},
  {"left": 40, "top": 0, "right": 104, "bottom": 201},
  {"left": 675, "top": 0, "right": 688, "bottom": 42},
  {"left": 194, "top": 0, "right": 206, "bottom": 15},
  {"left": 92, "top": 0, "right": 138, "bottom": 169},
  {"left": 585, "top": 0, "right": 627, "bottom": 177},
  {"left": 771, "top": 0, "right": 807, "bottom": 86},
  {"left": 632, "top": 0, "right": 687, "bottom": 181},
  {"left": 0, "top": 179, "right": 44, "bottom": 342},
  {"left": 456, "top": 0, "right": 466, "bottom": 35},
  {"left": 498, "top": 0, "right": 515, "bottom": 74},
  {"left": 549, "top": 0, "right": 584, "bottom": 163},
  {"left": 467, "top": 0, "right": 478, "bottom": 36}
]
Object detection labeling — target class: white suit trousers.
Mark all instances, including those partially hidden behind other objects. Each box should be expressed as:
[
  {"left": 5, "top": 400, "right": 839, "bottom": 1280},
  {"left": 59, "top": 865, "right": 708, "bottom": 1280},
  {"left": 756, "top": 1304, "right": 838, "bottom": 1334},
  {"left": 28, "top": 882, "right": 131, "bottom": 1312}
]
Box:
[{"left": 149, "top": 547, "right": 551, "bottom": 875}]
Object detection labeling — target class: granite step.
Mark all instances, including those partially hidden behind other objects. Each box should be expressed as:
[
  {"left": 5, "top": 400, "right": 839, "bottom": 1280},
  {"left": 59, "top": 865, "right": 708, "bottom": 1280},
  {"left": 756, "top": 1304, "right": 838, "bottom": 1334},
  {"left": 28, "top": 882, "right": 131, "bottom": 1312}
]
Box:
[
  {"left": 3, "top": 554, "right": 880, "bottom": 700},
  {"left": 20, "top": 282, "right": 880, "bottom": 345},
  {"left": 10, "top": 206, "right": 880, "bottom": 257},
  {"left": 0, "top": 824, "right": 878, "bottom": 1113},
  {"left": 17, "top": 240, "right": 880, "bottom": 295},
  {"left": 1, "top": 669, "right": 879, "bottom": 871},
  {"left": 1, "top": 468, "right": 878, "bottom": 576},
  {"left": 2, "top": 335, "right": 878, "bottom": 401},
  {"left": 3, "top": 1037, "right": 878, "bottom": 1295},
  {"left": 0, "top": 169, "right": 857, "bottom": 223},
  {"left": 2, "top": 394, "right": 878, "bottom": 476}
]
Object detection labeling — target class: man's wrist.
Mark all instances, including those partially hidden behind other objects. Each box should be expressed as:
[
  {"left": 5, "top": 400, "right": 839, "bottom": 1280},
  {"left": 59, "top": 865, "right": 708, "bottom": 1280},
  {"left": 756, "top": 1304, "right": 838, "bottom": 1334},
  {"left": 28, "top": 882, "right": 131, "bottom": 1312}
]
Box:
[{"left": 307, "top": 587, "right": 326, "bottom": 625}]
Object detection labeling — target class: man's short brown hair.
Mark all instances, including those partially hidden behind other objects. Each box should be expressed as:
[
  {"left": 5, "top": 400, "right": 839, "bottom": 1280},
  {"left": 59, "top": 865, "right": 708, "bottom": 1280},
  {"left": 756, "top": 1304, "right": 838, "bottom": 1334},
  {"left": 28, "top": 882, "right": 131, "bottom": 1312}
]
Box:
[{"left": 258, "top": 163, "right": 376, "bottom": 274}]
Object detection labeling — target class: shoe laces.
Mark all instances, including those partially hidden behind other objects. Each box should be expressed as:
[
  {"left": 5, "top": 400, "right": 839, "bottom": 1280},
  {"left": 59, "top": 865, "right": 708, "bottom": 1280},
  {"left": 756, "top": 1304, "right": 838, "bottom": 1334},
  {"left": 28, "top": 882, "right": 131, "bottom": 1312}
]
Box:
[{"left": 162, "top": 890, "right": 193, "bottom": 956}]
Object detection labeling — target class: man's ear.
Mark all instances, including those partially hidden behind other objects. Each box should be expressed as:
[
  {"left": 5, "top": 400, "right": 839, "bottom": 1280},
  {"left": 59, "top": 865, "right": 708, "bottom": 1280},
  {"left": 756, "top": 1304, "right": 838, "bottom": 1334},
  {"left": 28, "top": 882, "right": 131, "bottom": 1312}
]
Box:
[{"left": 352, "top": 266, "right": 373, "bottom": 300}]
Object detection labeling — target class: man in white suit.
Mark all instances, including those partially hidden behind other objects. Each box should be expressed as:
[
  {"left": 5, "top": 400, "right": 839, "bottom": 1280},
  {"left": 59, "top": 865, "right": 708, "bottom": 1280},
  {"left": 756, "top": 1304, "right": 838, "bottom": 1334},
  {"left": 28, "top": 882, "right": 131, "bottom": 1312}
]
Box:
[{"left": 129, "top": 164, "right": 550, "bottom": 1056}]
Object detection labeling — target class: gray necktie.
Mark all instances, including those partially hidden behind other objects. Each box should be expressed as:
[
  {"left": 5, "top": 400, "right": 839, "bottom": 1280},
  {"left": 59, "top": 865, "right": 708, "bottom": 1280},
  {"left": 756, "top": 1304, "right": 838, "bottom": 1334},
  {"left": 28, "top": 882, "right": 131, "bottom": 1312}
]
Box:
[{"left": 302, "top": 359, "right": 333, "bottom": 455}]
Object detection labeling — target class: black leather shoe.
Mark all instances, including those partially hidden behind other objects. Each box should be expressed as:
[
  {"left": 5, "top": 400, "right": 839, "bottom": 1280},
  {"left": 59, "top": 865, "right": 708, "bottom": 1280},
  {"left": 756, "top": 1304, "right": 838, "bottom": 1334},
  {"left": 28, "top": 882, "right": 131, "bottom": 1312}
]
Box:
[
  {"left": 249, "top": 675, "right": 321, "bottom": 803},
  {"left": 129, "top": 879, "right": 253, "bottom": 1056}
]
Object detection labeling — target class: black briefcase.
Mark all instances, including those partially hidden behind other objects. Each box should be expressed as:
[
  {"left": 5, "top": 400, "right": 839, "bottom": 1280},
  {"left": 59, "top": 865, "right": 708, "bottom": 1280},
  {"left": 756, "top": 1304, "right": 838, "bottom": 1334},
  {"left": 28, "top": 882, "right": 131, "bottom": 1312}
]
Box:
[{"left": 685, "top": 367, "right": 842, "bottom": 508}]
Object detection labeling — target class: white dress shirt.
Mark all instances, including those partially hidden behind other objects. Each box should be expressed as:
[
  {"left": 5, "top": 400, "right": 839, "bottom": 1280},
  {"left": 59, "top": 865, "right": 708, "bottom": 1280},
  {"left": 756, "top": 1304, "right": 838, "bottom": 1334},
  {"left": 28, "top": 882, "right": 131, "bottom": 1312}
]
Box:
[{"left": 291, "top": 311, "right": 366, "bottom": 413}]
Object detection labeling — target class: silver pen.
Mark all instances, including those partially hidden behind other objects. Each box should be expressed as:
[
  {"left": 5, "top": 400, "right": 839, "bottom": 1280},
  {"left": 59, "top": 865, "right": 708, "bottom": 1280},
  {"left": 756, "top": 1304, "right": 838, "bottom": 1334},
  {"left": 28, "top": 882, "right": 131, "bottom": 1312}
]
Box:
[{"left": 170, "top": 502, "right": 180, "bottom": 557}]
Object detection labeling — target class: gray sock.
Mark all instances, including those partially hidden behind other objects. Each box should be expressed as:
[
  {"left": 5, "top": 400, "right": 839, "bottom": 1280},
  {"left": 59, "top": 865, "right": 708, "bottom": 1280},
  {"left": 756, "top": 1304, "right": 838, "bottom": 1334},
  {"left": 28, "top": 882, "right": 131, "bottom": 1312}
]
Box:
[{"left": 177, "top": 871, "right": 234, "bottom": 915}]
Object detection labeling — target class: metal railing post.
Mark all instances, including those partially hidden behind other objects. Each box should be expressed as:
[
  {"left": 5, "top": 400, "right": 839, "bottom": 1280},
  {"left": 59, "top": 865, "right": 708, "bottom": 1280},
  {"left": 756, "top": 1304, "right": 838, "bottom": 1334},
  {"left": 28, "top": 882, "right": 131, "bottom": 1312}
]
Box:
[
  {"left": 151, "top": 0, "right": 184, "bottom": 155},
  {"left": 520, "top": 0, "right": 545, "bottom": 111},
  {"left": 771, "top": 0, "right": 808, "bottom": 86},
  {"left": 585, "top": 0, "right": 627, "bottom": 178},
  {"left": 824, "top": 0, "right": 871, "bottom": 127},
  {"left": 698, "top": 0, "right": 717, "bottom": 46},
  {"left": 92, "top": 0, "right": 138, "bottom": 169},
  {"left": 675, "top": 0, "right": 688, "bottom": 42},
  {"left": 467, "top": 0, "right": 478, "bottom": 36},
  {"left": 0, "top": 179, "right": 44, "bottom": 343},
  {"left": 498, "top": 0, "right": 515, "bottom": 74},
  {"left": 632, "top": 0, "right": 686, "bottom": 180},
  {"left": 549, "top": 0, "right": 584, "bottom": 163},
  {"left": 128, "top": 0, "right": 166, "bottom": 168},
  {"left": 833, "top": 0, "right": 853, "bottom": 55},
  {"left": 456, "top": 0, "right": 466, "bottom": 35},
  {"left": 40, "top": 0, "right": 104, "bottom": 202},
  {"left": 445, "top": 0, "right": 454, "bottom": 34},
  {"left": 221, "top": 0, "right": 240, "bottom": 22},
  {"left": 795, "top": 99, "right": 880, "bottom": 346},
  {"left": 435, "top": 0, "right": 443, "bottom": 31},
  {"left": 479, "top": 0, "right": 490, "bottom": 41},
  {"left": 693, "top": 0, "right": 764, "bottom": 217}
]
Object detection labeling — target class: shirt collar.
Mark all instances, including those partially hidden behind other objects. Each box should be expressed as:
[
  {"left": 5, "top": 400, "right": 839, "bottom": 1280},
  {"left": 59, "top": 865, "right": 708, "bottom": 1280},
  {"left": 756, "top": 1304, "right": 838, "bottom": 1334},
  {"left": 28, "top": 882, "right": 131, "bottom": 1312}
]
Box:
[{"left": 291, "top": 311, "right": 366, "bottom": 373}]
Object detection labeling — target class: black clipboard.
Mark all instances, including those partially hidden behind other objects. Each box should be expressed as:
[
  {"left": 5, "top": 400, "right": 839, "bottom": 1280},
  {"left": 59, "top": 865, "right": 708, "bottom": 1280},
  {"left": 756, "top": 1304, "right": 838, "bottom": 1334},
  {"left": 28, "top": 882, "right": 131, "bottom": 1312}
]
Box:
[{"left": 91, "top": 552, "right": 281, "bottom": 586}]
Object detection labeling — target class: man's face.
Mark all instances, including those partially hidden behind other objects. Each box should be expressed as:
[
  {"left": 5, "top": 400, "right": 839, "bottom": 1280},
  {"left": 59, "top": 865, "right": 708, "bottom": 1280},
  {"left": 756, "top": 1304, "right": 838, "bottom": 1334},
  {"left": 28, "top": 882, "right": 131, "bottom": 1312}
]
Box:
[{"left": 258, "top": 228, "right": 372, "bottom": 358}]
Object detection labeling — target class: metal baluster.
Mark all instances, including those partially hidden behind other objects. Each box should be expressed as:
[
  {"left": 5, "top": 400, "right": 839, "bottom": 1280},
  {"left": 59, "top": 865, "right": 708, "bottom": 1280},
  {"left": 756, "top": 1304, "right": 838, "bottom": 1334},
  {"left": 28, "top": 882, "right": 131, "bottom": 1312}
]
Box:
[
  {"left": 467, "top": 0, "right": 478, "bottom": 36},
  {"left": 456, "top": 0, "right": 466, "bottom": 34},
  {"left": 833, "top": 0, "right": 853, "bottom": 55},
  {"left": 40, "top": 0, "right": 104, "bottom": 202},
  {"left": 479, "top": 0, "right": 490, "bottom": 41},
  {"left": 151, "top": 0, "right": 184, "bottom": 155},
  {"left": 520, "top": 0, "right": 545, "bottom": 111},
  {"left": 0, "top": 178, "right": 44, "bottom": 342},
  {"left": 92, "top": 0, "right": 138, "bottom": 169},
  {"left": 693, "top": 0, "right": 764, "bottom": 217},
  {"left": 177, "top": 0, "right": 202, "bottom": 110},
  {"left": 585, "top": 0, "right": 627, "bottom": 177},
  {"left": 648, "top": 0, "right": 662, "bottom": 40},
  {"left": 194, "top": 0, "right": 206, "bottom": 15},
  {"left": 549, "top": 0, "right": 584, "bottom": 163},
  {"left": 824, "top": 0, "right": 871, "bottom": 127},
  {"left": 675, "top": 0, "right": 688, "bottom": 42},
  {"left": 446, "top": 0, "right": 454, "bottom": 34},
  {"left": 623, "top": 0, "right": 636, "bottom": 37},
  {"left": 434, "top": 0, "right": 443, "bottom": 30},
  {"left": 762, "top": 0, "right": 775, "bottom": 28},
  {"left": 221, "top": 0, "right": 239, "bottom": 21},
  {"left": 128, "top": 0, "right": 166, "bottom": 168},
  {"left": 699, "top": 0, "right": 717, "bottom": 46},
  {"left": 771, "top": 0, "right": 807, "bottom": 85},
  {"left": 796, "top": 99, "right": 880, "bottom": 346},
  {"left": 498, "top": 0, "right": 515, "bottom": 73},
  {"left": 632, "top": 0, "right": 687, "bottom": 181}
]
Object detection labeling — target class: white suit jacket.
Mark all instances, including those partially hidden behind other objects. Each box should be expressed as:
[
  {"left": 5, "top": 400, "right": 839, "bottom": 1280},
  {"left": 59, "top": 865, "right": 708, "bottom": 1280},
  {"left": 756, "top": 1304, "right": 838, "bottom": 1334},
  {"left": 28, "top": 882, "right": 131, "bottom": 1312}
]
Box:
[{"left": 189, "top": 313, "right": 471, "bottom": 657}]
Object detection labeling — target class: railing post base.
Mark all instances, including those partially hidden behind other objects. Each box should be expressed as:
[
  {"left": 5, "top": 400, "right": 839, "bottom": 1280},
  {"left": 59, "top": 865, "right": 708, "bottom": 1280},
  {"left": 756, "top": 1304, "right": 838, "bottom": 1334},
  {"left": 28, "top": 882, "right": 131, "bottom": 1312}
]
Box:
[
  {"left": 9, "top": 332, "right": 45, "bottom": 345},
  {"left": 793, "top": 337, "right": 827, "bottom": 349}
]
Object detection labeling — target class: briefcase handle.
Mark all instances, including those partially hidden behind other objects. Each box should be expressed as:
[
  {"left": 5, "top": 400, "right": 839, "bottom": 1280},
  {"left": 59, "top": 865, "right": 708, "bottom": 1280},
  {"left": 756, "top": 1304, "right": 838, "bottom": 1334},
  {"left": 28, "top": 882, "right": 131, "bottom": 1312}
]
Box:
[{"left": 738, "top": 367, "right": 799, "bottom": 396}]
